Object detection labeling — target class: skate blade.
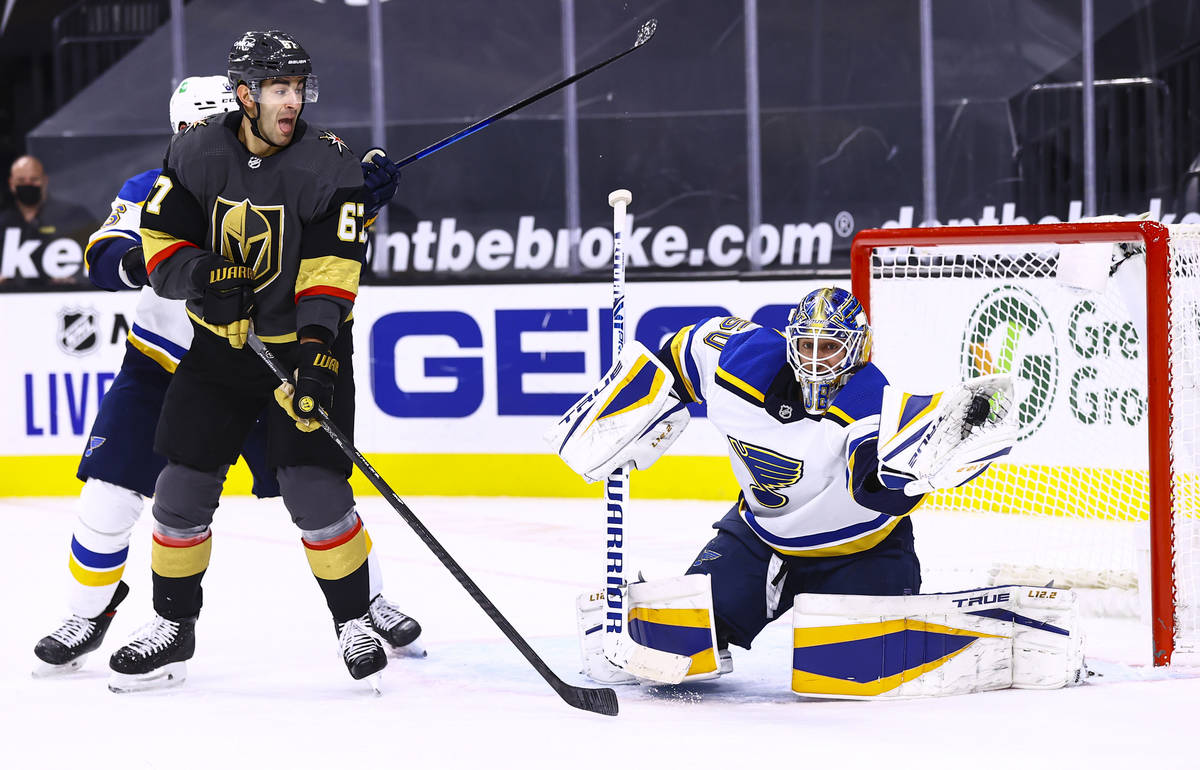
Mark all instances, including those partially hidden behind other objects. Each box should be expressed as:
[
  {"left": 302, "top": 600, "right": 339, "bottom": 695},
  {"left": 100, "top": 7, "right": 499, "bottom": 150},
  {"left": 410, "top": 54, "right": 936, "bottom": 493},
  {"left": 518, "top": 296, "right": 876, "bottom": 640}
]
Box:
[
  {"left": 107, "top": 661, "right": 187, "bottom": 693},
  {"left": 32, "top": 655, "right": 87, "bottom": 678},
  {"left": 366, "top": 672, "right": 383, "bottom": 696},
  {"left": 389, "top": 639, "right": 427, "bottom": 659}
]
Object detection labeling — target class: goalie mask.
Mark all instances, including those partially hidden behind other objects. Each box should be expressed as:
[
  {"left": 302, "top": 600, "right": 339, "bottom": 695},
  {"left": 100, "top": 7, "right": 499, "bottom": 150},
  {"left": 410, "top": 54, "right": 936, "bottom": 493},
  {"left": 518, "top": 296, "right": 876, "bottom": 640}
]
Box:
[{"left": 785, "top": 287, "right": 872, "bottom": 415}]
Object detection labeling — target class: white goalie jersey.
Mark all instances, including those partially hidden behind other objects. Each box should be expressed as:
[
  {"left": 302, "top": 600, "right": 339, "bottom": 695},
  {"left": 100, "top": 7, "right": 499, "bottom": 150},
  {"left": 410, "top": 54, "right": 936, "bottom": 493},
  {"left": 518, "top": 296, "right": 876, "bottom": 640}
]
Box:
[{"left": 658, "top": 316, "right": 923, "bottom": 557}]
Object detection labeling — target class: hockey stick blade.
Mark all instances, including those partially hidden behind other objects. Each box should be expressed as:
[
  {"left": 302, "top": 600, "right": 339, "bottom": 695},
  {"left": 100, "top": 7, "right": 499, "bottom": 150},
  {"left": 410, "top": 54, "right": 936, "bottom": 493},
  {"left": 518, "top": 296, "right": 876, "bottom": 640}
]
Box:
[
  {"left": 249, "top": 336, "right": 618, "bottom": 716},
  {"left": 395, "top": 18, "right": 657, "bottom": 169}
]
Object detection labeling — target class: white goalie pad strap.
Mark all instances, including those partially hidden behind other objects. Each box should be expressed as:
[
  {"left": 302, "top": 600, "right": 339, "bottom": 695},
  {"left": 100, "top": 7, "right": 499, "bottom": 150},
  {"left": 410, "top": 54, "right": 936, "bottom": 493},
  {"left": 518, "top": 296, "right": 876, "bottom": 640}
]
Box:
[
  {"left": 876, "top": 373, "right": 1018, "bottom": 495},
  {"left": 546, "top": 341, "right": 690, "bottom": 483},
  {"left": 790, "top": 586, "right": 1084, "bottom": 699}
]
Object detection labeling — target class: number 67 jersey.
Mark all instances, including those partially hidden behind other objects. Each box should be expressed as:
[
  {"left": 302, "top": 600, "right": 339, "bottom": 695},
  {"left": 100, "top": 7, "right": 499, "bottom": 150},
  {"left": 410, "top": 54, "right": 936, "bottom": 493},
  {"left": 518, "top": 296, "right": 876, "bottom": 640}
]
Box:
[
  {"left": 139, "top": 111, "right": 368, "bottom": 344},
  {"left": 657, "top": 316, "right": 924, "bottom": 558}
]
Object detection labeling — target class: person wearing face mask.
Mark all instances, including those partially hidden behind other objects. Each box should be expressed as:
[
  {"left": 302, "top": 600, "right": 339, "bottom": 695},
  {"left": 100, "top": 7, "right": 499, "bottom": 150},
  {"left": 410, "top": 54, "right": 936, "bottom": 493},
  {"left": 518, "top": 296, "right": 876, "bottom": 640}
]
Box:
[
  {"left": 0, "top": 155, "right": 97, "bottom": 287},
  {"left": 0, "top": 154, "right": 98, "bottom": 286}
]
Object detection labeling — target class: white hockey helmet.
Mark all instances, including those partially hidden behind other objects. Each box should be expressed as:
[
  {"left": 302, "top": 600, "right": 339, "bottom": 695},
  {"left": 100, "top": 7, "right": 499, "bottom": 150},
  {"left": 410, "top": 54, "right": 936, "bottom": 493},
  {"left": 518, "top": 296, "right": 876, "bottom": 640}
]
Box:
[{"left": 169, "top": 76, "right": 238, "bottom": 133}]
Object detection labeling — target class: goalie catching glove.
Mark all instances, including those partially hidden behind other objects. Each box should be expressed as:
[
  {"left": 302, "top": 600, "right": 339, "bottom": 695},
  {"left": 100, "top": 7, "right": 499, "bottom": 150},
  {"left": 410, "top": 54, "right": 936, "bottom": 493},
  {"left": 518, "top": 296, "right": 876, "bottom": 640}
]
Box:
[
  {"left": 546, "top": 341, "right": 690, "bottom": 482},
  {"left": 876, "top": 373, "right": 1017, "bottom": 495}
]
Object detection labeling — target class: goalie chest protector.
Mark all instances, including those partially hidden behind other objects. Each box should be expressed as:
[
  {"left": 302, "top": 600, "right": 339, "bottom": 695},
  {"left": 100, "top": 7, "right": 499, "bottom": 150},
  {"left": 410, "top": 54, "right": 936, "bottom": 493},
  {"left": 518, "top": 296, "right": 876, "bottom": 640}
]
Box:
[{"left": 689, "top": 321, "right": 904, "bottom": 557}]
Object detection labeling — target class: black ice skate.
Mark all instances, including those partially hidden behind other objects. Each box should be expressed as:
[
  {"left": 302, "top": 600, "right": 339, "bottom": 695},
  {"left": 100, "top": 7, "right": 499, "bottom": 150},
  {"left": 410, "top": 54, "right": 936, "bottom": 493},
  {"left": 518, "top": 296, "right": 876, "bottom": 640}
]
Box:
[
  {"left": 337, "top": 615, "right": 387, "bottom": 693},
  {"left": 33, "top": 581, "right": 131, "bottom": 677},
  {"left": 107, "top": 613, "right": 196, "bottom": 693},
  {"left": 368, "top": 594, "right": 425, "bottom": 657}
]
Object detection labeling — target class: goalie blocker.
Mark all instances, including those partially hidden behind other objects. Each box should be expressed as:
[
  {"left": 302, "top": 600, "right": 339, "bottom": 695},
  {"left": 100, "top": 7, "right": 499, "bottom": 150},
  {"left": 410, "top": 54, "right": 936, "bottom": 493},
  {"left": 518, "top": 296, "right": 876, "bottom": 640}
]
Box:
[
  {"left": 545, "top": 341, "right": 690, "bottom": 483},
  {"left": 791, "top": 586, "right": 1085, "bottom": 698}
]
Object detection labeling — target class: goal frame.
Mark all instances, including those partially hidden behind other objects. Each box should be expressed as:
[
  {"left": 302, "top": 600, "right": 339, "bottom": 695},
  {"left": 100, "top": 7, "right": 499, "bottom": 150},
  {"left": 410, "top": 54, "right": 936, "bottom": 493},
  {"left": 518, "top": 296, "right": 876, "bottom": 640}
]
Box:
[{"left": 850, "top": 221, "right": 1176, "bottom": 665}]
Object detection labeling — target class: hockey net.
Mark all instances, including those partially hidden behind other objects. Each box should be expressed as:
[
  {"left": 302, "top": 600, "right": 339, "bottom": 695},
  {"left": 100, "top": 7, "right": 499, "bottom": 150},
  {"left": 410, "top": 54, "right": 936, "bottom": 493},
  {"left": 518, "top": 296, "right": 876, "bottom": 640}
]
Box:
[{"left": 851, "top": 221, "right": 1200, "bottom": 665}]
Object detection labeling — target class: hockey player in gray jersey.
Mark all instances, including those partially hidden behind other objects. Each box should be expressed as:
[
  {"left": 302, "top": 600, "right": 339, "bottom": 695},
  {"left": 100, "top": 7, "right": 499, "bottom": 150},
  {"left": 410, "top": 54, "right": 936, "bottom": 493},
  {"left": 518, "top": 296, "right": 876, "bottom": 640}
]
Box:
[
  {"left": 108, "top": 31, "right": 395, "bottom": 693},
  {"left": 33, "top": 75, "right": 419, "bottom": 679}
]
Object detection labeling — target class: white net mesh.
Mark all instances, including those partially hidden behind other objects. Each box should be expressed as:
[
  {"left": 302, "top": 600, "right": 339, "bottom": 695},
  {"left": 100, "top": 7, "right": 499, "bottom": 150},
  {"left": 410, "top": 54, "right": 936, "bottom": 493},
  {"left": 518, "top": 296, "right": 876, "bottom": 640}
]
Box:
[{"left": 862, "top": 224, "right": 1200, "bottom": 660}]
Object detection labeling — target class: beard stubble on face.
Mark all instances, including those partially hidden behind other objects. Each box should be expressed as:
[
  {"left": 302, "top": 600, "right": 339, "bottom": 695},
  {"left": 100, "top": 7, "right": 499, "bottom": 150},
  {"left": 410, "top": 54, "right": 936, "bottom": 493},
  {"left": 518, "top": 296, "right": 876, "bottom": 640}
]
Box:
[{"left": 261, "top": 101, "right": 298, "bottom": 147}]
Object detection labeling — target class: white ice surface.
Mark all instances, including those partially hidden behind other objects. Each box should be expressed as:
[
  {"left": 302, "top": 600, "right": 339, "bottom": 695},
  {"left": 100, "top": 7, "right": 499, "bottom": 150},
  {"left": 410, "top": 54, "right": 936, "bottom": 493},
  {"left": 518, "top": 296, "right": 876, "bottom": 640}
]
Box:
[{"left": 4, "top": 495, "right": 1199, "bottom": 770}]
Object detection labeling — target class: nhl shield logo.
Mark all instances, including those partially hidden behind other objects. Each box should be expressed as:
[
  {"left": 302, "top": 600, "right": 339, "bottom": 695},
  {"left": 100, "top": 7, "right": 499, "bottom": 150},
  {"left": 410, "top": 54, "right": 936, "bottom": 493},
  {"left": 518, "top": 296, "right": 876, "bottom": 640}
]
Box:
[
  {"left": 57, "top": 307, "right": 99, "bottom": 357},
  {"left": 778, "top": 404, "right": 793, "bottom": 419}
]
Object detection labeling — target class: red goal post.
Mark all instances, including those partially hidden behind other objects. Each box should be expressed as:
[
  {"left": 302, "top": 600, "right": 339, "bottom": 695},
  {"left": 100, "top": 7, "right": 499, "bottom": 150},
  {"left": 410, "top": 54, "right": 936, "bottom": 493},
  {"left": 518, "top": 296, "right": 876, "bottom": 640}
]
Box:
[{"left": 850, "top": 221, "right": 1192, "bottom": 666}]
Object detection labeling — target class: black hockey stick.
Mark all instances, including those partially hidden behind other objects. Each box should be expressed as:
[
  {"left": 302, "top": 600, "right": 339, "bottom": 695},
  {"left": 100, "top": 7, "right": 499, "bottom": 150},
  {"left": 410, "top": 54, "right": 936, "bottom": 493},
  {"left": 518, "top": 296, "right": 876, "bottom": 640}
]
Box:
[
  {"left": 248, "top": 335, "right": 618, "bottom": 717},
  {"left": 393, "top": 18, "right": 657, "bottom": 169}
]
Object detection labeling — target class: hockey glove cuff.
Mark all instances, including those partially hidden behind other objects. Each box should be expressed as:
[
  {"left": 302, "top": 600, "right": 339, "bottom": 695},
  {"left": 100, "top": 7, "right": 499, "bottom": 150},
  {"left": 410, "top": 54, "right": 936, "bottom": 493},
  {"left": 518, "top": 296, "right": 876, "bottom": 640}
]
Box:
[
  {"left": 273, "top": 382, "right": 321, "bottom": 433},
  {"left": 361, "top": 148, "right": 400, "bottom": 220},
  {"left": 194, "top": 256, "right": 255, "bottom": 349}
]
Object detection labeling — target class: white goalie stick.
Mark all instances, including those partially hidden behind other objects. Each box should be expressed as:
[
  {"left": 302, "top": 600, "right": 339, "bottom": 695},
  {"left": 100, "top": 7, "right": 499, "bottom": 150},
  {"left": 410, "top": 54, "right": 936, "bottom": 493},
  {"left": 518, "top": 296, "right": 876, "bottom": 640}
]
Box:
[
  {"left": 603, "top": 189, "right": 632, "bottom": 669},
  {"left": 248, "top": 334, "right": 618, "bottom": 717},
  {"left": 597, "top": 192, "right": 693, "bottom": 685}
]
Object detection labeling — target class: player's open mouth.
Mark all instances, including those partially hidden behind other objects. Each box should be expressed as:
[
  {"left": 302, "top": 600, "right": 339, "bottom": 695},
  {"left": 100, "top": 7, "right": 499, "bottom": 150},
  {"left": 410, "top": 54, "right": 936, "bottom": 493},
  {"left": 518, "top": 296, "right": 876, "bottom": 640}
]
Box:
[{"left": 278, "top": 117, "right": 294, "bottom": 134}]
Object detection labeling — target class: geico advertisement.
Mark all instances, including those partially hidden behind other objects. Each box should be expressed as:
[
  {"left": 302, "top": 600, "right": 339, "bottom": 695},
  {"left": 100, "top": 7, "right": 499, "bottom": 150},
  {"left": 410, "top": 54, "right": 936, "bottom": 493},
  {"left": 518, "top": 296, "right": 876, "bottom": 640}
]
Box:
[{"left": 3, "top": 279, "right": 842, "bottom": 458}]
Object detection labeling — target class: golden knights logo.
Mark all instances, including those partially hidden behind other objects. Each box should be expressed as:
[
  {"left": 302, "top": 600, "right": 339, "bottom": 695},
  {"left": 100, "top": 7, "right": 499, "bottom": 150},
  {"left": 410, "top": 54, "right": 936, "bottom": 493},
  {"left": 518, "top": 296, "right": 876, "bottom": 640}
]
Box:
[
  {"left": 729, "top": 437, "right": 804, "bottom": 508},
  {"left": 57, "top": 307, "right": 99, "bottom": 357},
  {"left": 181, "top": 119, "right": 208, "bottom": 134},
  {"left": 319, "top": 130, "right": 349, "bottom": 155},
  {"left": 211, "top": 197, "right": 285, "bottom": 289}
]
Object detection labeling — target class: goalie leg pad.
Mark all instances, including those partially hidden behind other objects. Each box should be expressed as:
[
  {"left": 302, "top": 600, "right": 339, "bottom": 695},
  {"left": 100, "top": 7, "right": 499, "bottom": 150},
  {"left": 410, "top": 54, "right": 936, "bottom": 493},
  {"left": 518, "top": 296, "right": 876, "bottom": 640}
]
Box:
[
  {"left": 627, "top": 574, "right": 725, "bottom": 683},
  {"left": 790, "top": 586, "right": 1084, "bottom": 699},
  {"left": 576, "top": 589, "right": 637, "bottom": 685},
  {"left": 576, "top": 574, "right": 726, "bottom": 686}
]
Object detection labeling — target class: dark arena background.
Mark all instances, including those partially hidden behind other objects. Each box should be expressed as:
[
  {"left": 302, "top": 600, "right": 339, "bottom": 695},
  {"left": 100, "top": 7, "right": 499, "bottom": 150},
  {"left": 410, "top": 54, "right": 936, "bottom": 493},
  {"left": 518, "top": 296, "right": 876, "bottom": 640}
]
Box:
[{"left": 2, "top": 2, "right": 1200, "bottom": 768}]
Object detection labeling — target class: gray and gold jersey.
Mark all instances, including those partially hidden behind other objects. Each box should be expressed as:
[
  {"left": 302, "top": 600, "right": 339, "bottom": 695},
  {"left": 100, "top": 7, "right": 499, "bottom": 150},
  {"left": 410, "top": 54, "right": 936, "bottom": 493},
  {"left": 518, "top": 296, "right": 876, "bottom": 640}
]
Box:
[{"left": 141, "top": 111, "right": 367, "bottom": 342}]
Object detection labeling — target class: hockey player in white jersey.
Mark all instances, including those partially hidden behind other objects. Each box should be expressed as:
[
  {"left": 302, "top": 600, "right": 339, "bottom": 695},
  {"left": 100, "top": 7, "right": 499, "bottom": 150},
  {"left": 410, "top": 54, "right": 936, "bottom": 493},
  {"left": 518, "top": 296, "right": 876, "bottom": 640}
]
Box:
[
  {"left": 551, "top": 287, "right": 1075, "bottom": 696},
  {"left": 33, "top": 75, "right": 420, "bottom": 680}
]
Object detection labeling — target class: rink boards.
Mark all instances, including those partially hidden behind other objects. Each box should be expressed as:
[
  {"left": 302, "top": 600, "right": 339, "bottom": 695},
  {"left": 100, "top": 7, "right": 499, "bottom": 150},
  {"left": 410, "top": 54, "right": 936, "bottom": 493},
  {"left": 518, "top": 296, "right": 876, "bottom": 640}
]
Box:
[{"left": 0, "top": 279, "right": 831, "bottom": 497}]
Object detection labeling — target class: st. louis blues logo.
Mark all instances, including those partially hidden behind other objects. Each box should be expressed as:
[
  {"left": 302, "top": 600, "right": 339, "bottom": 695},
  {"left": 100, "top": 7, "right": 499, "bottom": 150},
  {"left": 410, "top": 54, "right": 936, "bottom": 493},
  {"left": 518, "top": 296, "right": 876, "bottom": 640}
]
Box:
[
  {"left": 692, "top": 549, "right": 721, "bottom": 568},
  {"left": 84, "top": 436, "right": 106, "bottom": 457},
  {"left": 729, "top": 437, "right": 804, "bottom": 508},
  {"left": 319, "top": 130, "right": 349, "bottom": 155}
]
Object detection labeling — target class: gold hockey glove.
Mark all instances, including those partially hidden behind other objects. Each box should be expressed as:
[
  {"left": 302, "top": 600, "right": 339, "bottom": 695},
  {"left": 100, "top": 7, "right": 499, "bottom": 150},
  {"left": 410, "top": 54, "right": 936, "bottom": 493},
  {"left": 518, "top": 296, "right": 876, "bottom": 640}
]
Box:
[
  {"left": 195, "top": 255, "right": 255, "bottom": 349},
  {"left": 273, "top": 341, "right": 338, "bottom": 432}
]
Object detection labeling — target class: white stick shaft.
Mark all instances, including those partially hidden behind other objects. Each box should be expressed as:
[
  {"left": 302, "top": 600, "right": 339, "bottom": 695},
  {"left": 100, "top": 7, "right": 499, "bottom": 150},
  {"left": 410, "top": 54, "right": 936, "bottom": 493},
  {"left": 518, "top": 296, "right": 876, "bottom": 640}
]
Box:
[
  {"left": 604, "top": 188, "right": 632, "bottom": 643},
  {"left": 609, "top": 189, "right": 631, "bottom": 358}
]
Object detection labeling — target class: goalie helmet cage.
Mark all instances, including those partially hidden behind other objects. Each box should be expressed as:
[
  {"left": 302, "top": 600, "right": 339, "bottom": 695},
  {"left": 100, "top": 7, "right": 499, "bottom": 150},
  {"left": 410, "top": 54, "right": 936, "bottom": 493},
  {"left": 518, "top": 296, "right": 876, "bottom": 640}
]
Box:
[{"left": 850, "top": 220, "right": 1199, "bottom": 666}]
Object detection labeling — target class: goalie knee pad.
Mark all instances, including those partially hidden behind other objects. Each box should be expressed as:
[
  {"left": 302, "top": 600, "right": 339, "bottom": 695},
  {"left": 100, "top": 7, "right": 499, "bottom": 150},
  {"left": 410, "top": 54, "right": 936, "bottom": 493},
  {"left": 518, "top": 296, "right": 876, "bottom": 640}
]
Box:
[
  {"left": 576, "top": 574, "right": 727, "bottom": 685},
  {"left": 790, "top": 586, "right": 1084, "bottom": 699}
]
